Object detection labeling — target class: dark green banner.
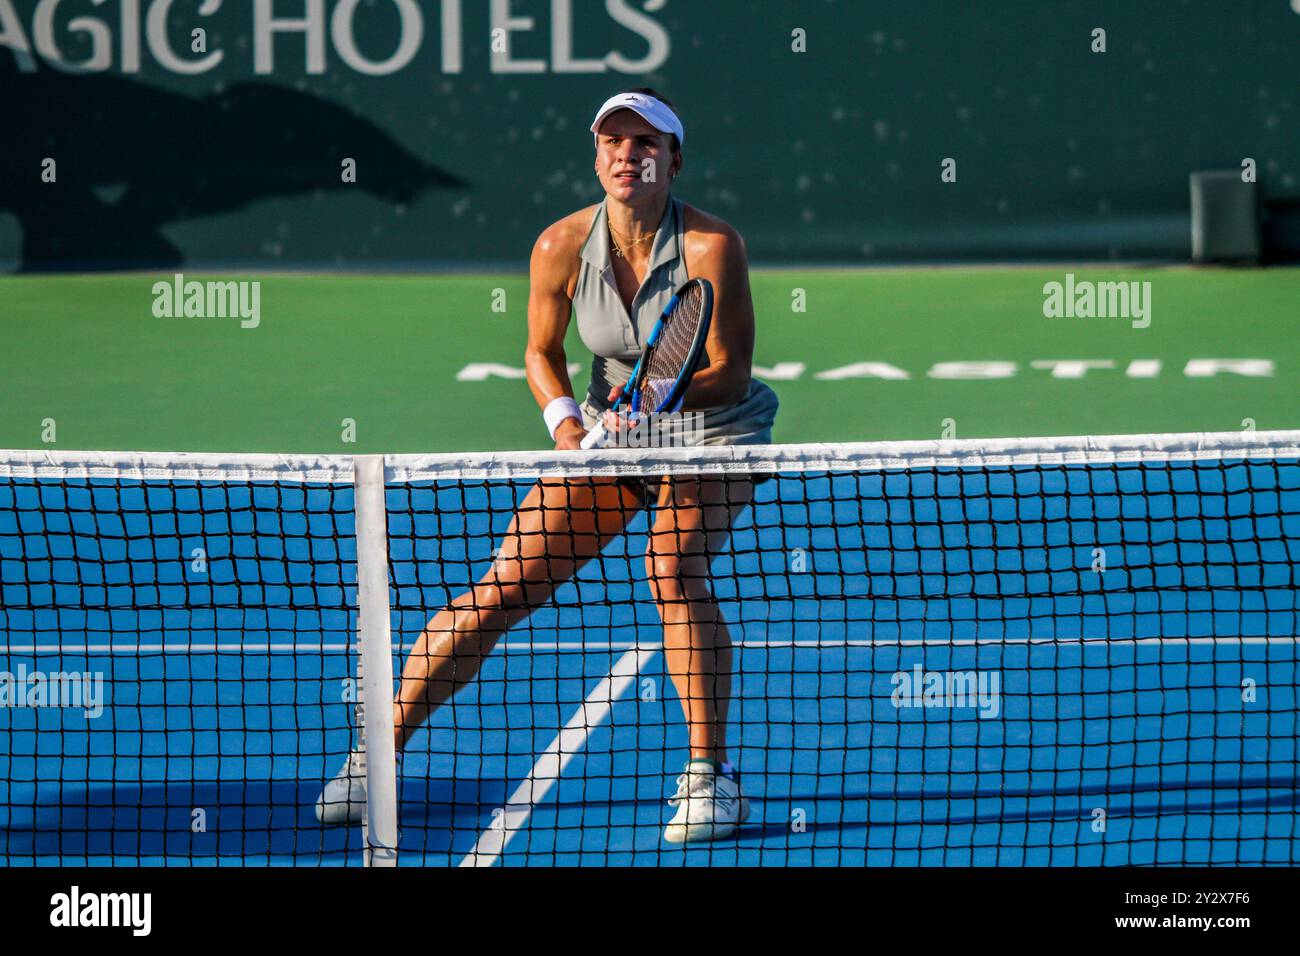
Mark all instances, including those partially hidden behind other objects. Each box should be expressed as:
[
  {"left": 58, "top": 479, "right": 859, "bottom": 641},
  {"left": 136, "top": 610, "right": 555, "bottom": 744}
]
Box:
[{"left": 2, "top": 0, "right": 1297, "bottom": 270}]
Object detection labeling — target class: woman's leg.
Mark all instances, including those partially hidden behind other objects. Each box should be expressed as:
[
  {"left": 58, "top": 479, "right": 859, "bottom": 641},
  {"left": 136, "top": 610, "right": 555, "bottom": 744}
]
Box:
[
  {"left": 644, "top": 475, "right": 755, "bottom": 763},
  {"left": 394, "top": 476, "right": 643, "bottom": 749}
]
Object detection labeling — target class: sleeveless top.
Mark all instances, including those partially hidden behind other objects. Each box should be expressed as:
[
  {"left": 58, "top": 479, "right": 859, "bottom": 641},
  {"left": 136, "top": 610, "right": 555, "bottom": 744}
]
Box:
[{"left": 570, "top": 196, "right": 779, "bottom": 446}]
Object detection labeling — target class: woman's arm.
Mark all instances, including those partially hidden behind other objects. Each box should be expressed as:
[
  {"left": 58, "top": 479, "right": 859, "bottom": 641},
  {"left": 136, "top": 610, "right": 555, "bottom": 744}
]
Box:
[
  {"left": 524, "top": 223, "right": 587, "bottom": 449},
  {"left": 680, "top": 223, "right": 755, "bottom": 410}
]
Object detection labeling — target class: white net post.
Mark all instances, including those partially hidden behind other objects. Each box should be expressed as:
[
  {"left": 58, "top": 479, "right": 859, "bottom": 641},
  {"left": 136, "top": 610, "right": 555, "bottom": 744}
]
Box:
[{"left": 354, "top": 455, "right": 399, "bottom": 866}]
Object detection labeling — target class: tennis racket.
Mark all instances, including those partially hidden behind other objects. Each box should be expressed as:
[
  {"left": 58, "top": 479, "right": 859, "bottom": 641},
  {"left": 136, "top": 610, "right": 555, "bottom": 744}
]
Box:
[{"left": 581, "top": 277, "right": 714, "bottom": 450}]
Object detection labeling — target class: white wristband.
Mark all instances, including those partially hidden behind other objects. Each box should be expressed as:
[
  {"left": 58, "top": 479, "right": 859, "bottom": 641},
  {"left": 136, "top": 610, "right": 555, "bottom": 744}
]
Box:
[{"left": 543, "top": 396, "right": 583, "bottom": 439}]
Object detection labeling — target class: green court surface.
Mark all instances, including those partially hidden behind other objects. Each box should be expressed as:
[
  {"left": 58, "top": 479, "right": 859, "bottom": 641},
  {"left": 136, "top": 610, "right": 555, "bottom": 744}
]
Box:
[{"left": 1, "top": 267, "right": 1296, "bottom": 453}]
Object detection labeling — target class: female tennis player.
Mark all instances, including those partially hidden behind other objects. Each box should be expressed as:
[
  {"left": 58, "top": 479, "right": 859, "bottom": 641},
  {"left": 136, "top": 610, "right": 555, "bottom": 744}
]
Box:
[{"left": 318, "top": 89, "right": 778, "bottom": 844}]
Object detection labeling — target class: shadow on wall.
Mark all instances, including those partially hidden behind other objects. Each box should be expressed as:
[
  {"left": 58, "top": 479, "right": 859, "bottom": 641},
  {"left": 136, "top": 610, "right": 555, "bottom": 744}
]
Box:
[{"left": 1, "top": 59, "right": 466, "bottom": 272}]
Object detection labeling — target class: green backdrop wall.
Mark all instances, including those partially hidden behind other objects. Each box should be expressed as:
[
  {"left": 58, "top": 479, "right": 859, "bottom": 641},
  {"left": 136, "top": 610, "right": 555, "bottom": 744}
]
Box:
[{"left": 2, "top": 0, "right": 1297, "bottom": 270}]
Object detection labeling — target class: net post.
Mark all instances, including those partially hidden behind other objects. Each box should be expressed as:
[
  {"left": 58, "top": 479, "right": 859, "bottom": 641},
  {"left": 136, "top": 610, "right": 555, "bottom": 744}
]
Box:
[{"left": 354, "top": 455, "right": 399, "bottom": 867}]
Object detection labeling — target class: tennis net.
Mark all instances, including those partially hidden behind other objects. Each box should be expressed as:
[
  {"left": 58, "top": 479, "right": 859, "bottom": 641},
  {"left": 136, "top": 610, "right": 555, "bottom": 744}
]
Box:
[{"left": 1, "top": 432, "right": 1297, "bottom": 866}]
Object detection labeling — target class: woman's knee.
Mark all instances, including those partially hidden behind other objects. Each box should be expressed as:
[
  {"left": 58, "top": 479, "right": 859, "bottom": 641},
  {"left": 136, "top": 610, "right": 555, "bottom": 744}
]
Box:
[
  {"left": 465, "top": 577, "right": 539, "bottom": 620},
  {"left": 644, "top": 553, "right": 710, "bottom": 605}
]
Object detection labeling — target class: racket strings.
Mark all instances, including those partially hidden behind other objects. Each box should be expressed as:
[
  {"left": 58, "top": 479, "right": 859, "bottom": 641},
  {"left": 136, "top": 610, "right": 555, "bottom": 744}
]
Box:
[{"left": 640, "top": 285, "right": 705, "bottom": 410}]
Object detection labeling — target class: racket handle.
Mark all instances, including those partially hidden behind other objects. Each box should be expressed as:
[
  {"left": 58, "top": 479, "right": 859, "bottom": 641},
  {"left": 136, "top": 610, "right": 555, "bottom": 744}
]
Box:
[{"left": 580, "top": 422, "right": 609, "bottom": 450}]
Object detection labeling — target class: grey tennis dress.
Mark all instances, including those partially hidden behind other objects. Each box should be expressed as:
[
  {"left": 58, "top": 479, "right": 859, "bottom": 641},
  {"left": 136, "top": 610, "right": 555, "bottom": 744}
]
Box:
[{"left": 573, "top": 196, "right": 779, "bottom": 446}]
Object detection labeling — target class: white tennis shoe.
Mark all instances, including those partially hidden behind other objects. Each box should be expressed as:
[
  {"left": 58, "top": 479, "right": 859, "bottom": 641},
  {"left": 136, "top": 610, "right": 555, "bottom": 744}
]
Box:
[
  {"left": 663, "top": 761, "right": 750, "bottom": 844},
  {"left": 315, "top": 749, "right": 368, "bottom": 825}
]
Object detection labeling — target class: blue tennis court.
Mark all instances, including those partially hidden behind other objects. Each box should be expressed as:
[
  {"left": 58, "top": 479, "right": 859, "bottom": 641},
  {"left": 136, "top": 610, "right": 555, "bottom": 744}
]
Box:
[{"left": 1, "top": 449, "right": 1298, "bottom": 865}]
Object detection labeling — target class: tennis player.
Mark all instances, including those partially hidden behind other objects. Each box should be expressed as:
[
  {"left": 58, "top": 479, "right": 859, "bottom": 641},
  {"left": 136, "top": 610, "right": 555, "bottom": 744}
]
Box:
[{"left": 318, "top": 89, "right": 778, "bottom": 844}]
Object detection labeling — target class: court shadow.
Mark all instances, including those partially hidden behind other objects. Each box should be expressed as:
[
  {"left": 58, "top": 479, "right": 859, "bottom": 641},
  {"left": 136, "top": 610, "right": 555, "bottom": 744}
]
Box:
[
  {"left": 940, "top": 778, "right": 1300, "bottom": 828},
  {"left": 2, "top": 58, "right": 466, "bottom": 271},
  {"left": 764, "top": 777, "right": 1300, "bottom": 838},
  {"left": 3, "top": 776, "right": 495, "bottom": 862},
  {"left": 396, "top": 775, "right": 511, "bottom": 821},
  {"left": 10, "top": 777, "right": 1292, "bottom": 862}
]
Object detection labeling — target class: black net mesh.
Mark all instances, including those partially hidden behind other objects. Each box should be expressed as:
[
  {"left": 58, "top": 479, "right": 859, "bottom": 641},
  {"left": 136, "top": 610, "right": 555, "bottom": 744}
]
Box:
[{"left": 2, "top": 447, "right": 1297, "bottom": 865}]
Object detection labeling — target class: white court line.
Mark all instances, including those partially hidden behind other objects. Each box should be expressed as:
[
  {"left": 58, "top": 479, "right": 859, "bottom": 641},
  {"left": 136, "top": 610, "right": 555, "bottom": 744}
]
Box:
[
  {"left": 0, "top": 644, "right": 356, "bottom": 654},
  {"left": 0, "top": 635, "right": 1293, "bottom": 655},
  {"left": 725, "top": 635, "right": 1299, "bottom": 646},
  {"left": 457, "top": 644, "right": 659, "bottom": 868}
]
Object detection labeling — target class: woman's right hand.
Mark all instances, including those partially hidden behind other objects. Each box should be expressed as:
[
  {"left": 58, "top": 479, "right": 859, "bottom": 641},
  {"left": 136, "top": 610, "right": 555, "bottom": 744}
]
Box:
[{"left": 595, "top": 384, "right": 632, "bottom": 441}]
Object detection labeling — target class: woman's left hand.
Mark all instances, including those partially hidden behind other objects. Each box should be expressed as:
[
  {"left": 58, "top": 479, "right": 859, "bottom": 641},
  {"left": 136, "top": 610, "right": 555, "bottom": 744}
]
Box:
[{"left": 553, "top": 418, "right": 587, "bottom": 450}]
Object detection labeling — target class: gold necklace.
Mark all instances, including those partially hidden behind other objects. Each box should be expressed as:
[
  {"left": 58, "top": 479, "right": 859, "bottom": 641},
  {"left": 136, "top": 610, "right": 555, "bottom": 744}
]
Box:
[{"left": 609, "top": 225, "right": 656, "bottom": 260}]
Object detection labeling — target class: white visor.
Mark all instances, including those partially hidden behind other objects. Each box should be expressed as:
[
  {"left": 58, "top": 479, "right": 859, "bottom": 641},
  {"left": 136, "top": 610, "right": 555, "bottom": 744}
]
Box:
[{"left": 590, "top": 92, "right": 684, "bottom": 147}]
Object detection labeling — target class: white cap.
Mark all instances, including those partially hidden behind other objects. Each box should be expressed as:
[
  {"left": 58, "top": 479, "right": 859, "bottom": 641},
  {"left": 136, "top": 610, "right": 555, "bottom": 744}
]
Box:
[{"left": 590, "top": 92, "right": 684, "bottom": 147}]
